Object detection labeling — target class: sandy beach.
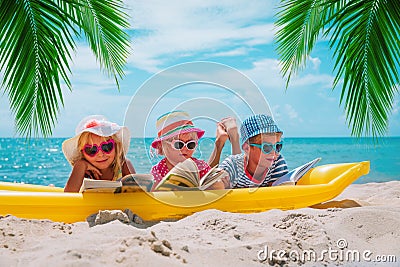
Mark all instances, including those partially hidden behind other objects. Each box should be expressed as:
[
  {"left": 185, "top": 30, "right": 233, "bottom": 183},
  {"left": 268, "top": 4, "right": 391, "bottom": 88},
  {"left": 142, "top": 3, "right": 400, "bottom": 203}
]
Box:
[{"left": 1, "top": 181, "right": 399, "bottom": 266}]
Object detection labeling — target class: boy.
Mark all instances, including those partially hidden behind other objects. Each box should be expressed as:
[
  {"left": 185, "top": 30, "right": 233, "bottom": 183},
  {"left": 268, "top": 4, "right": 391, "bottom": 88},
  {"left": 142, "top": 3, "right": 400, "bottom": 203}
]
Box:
[{"left": 219, "top": 114, "right": 288, "bottom": 188}]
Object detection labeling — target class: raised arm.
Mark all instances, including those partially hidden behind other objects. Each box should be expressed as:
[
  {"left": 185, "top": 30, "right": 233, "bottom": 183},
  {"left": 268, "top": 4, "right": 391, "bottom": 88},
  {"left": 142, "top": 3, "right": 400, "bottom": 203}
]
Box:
[
  {"left": 208, "top": 122, "right": 229, "bottom": 167},
  {"left": 220, "top": 117, "right": 241, "bottom": 155},
  {"left": 208, "top": 117, "right": 241, "bottom": 167}
]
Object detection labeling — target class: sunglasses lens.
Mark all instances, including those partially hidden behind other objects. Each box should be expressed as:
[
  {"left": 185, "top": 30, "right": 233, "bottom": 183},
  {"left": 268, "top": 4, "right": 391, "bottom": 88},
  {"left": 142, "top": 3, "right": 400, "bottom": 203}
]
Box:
[
  {"left": 84, "top": 145, "right": 98, "bottom": 156},
  {"left": 261, "top": 144, "right": 273, "bottom": 154},
  {"left": 186, "top": 141, "right": 196, "bottom": 150},
  {"left": 173, "top": 141, "right": 185, "bottom": 150},
  {"left": 275, "top": 143, "right": 283, "bottom": 152},
  {"left": 101, "top": 141, "right": 114, "bottom": 153}
]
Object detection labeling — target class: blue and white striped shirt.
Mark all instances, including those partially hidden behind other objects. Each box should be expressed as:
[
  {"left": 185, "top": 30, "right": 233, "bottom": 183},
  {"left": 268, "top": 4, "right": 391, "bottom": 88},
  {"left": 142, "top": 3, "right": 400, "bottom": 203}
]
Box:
[{"left": 219, "top": 153, "right": 288, "bottom": 188}]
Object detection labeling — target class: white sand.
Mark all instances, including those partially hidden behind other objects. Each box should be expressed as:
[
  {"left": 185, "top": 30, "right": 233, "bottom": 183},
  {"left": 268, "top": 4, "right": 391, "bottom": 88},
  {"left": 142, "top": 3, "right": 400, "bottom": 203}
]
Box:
[{"left": 1, "top": 181, "right": 399, "bottom": 266}]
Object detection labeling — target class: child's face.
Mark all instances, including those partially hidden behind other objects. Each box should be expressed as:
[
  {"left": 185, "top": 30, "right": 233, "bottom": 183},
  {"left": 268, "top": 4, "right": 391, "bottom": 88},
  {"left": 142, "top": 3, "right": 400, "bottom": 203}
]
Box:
[
  {"left": 162, "top": 133, "right": 197, "bottom": 165},
  {"left": 246, "top": 133, "right": 282, "bottom": 170},
  {"left": 82, "top": 133, "right": 116, "bottom": 170}
]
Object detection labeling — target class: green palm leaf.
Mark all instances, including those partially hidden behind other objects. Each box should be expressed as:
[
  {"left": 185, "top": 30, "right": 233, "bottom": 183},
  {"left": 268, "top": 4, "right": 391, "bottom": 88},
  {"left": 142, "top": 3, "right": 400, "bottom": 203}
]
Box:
[
  {"left": 275, "top": 0, "right": 400, "bottom": 137},
  {"left": 0, "top": 0, "right": 130, "bottom": 137},
  {"left": 0, "top": 0, "right": 75, "bottom": 137},
  {"left": 328, "top": 0, "right": 400, "bottom": 137},
  {"left": 59, "top": 0, "right": 131, "bottom": 85},
  {"left": 275, "top": 0, "right": 329, "bottom": 85}
]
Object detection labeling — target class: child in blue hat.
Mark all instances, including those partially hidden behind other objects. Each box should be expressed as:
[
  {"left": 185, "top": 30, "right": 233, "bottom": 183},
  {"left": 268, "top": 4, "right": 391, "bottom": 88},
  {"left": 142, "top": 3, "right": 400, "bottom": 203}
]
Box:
[{"left": 219, "top": 114, "right": 288, "bottom": 188}]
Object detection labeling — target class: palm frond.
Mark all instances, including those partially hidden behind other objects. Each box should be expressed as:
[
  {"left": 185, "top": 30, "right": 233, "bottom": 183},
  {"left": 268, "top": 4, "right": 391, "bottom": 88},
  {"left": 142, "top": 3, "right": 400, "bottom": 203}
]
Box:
[
  {"left": 67, "top": 0, "right": 131, "bottom": 87},
  {"left": 275, "top": 0, "right": 400, "bottom": 138},
  {"left": 275, "top": 0, "right": 328, "bottom": 85},
  {"left": 0, "top": 0, "right": 131, "bottom": 138},
  {"left": 0, "top": 0, "right": 75, "bottom": 137},
  {"left": 328, "top": 0, "right": 400, "bottom": 137}
]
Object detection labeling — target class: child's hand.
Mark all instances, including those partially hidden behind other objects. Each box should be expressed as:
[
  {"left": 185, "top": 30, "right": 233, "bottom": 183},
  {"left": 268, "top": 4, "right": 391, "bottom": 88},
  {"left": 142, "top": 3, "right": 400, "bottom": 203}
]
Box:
[
  {"left": 215, "top": 122, "right": 229, "bottom": 145},
  {"left": 220, "top": 117, "right": 239, "bottom": 141},
  {"left": 75, "top": 159, "right": 102, "bottom": 180}
]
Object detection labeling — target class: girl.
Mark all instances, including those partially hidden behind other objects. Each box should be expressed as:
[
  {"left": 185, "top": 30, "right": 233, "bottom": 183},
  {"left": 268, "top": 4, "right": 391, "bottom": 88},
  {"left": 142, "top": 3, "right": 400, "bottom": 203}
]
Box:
[
  {"left": 150, "top": 111, "right": 226, "bottom": 191},
  {"left": 63, "top": 115, "right": 135, "bottom": 192}
]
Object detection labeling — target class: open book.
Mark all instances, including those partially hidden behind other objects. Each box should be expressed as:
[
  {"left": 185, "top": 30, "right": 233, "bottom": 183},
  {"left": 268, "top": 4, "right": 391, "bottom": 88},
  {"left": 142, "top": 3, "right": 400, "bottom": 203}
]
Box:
[
  {"left": 153, "top": 158, "right": 228, "bottom": 191},
  {"left": 79, "top": 174, "right": 154, "bottom": 193},
  {"left": 271, "top": 157, "right": 321, "bottom": 186}
]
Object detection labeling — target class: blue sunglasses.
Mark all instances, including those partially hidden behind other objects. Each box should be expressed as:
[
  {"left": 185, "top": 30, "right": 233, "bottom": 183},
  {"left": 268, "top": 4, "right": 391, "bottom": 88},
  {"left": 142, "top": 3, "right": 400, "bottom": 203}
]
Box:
[{"left": 249, "top": 141, "right": 283, "bottom": 154}]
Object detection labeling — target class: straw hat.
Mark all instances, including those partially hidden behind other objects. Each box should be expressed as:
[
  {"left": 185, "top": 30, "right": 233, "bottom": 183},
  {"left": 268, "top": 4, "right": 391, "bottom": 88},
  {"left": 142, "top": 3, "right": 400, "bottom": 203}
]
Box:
[
  {"left": 240, "top": 114, "right": 283, "bottom": 144},
  {"left": 62, "top": 115, "right": 130, "bottom": 165},
  {"left": 151, "top": 111, "right": 205, "bottom": 148}
]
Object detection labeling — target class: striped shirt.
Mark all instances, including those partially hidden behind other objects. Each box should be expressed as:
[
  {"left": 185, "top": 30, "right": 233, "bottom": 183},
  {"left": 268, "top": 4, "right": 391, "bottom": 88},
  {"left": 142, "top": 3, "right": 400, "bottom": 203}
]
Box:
[{"left": 219, "top": 153, "right": 288, "bottom": 188}]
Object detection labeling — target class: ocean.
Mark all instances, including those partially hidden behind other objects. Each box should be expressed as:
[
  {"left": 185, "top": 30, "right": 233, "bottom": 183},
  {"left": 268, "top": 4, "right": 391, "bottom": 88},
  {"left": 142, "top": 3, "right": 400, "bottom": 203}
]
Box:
[{"left": 0, "top": 137, "right": 398, "bottom": 187}]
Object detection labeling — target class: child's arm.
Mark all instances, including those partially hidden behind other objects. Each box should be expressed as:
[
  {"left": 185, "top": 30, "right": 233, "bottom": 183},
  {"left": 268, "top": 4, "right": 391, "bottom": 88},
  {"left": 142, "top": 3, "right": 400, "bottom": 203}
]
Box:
[
  {"left": 208, "top": 117, "right": 241, "bottom": 167},
  {"left": 220, "top": 117, "right": 241, "bottom": 155},
  {"left": 64, "top": 159, "right": 101, "bottom": 192},
  {"left": 208, "top": 122, "right": 229, "bottom": 167}
]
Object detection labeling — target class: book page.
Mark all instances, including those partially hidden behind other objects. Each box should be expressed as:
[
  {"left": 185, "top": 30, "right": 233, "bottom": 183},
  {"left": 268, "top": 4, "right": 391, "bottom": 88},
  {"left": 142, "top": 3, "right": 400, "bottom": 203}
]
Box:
[
  {"left": 119, "top": 174, "right": 153, "bottom": 192},
  {"left": 199, "top": 166, "right": 228, "bottom": 190},
  {"left": 154, "top": 183, "right": 200, "bottom": 191},
  {"left": 170, "top": 158, "right": 199, "bottom": 185},
  {"left": 291, "top": 157, "right": 321, "bottom": 182},
  {"left": 79, "top": 178, "right": 122, "bottom": 193},
  {"left": 271, "top": 170, "right": 296, "bottom": 186},
  {"left": 154, "top": 158, "right": 201, "bottom": 191},
  {"left": 166, "top": 158, "right": 199, "bottom": 186},
  {"left": 272, "top": 157, "right": 321, "bottom": 186}
]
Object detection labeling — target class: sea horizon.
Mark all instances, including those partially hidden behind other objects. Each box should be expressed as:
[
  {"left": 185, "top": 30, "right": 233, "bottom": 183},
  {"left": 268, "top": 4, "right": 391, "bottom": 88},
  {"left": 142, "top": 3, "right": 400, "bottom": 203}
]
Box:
[{"left": 0, "top": 137, "right": 399, "bottom": 187}]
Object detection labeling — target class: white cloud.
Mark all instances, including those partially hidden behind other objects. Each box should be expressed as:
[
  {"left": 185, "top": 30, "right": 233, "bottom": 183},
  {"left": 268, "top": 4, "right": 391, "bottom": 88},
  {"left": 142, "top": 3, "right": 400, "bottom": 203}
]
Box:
[
  {"left": 125, "top": 0, "right": 278, "bottom": 72},
  {"left": 308, "top": 56, "right": 321, "bottom": 70},
  {"left": 290, "top": 73, "right": 334, "bottom": 88},
  {"left": 271, "top": 104, "right": 301, "bottom": 122},
  {"left": 206, "top": 47, "right": 250, "bottom": 57},
  {"left": 271, "top": 104, "right": 282, "bottom": 121},
  {"left": 70, "top": 46, "right": 98, "bottom": 71},
  {"left": 242, "top": 59, "right": 286, "bottom": 90},
  {"left": 284, "top": 104, "right": 300, "bottom": 120}
]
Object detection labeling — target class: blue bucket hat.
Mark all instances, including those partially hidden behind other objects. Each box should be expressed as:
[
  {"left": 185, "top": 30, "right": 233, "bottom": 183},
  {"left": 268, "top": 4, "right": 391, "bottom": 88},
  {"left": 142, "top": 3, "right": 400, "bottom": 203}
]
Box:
[{"left": 240, "top": 114, "right": 283, "bottom": 144}]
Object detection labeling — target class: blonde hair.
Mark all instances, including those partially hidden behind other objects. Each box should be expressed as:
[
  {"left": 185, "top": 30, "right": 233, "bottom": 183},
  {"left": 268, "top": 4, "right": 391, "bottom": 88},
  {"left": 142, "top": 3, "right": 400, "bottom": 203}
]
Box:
[
  {"left": 74, "top": 132, "right": 125, "bottom": 179},
  {"left": 155, "top": 132, "right": 198, "bottom": 156}
]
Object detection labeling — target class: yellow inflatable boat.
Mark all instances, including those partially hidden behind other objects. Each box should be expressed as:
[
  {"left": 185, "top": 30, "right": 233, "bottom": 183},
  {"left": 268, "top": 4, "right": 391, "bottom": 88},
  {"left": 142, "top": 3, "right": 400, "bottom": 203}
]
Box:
[{"left": 0, "top": 161, "right": 369, "bottom": 223}]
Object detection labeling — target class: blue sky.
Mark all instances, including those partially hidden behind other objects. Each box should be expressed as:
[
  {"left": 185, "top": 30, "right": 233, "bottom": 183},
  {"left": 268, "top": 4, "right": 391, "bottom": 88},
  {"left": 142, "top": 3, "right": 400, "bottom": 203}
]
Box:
[{"left": 0, "top": 0, "right": 399, "bottom": 138}]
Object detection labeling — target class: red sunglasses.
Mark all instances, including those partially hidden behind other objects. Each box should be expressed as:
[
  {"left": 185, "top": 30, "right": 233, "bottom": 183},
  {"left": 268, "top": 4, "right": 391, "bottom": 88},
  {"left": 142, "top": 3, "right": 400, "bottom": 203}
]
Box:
[{"left": 82, "top": 139, "right": 115, "bottom": 157}]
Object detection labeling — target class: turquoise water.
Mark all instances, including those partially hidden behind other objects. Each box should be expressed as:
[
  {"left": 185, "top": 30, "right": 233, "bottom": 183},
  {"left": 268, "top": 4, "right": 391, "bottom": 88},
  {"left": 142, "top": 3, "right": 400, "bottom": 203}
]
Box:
[{"left": 0, "top": 137, "right": 398, "bottom": 187}]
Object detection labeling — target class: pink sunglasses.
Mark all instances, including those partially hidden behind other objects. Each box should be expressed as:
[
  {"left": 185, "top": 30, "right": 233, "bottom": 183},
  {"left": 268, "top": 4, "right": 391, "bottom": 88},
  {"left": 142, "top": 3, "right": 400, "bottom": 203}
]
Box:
[{"left": 82, "top": 139, "right": 115, "bottom": 157}]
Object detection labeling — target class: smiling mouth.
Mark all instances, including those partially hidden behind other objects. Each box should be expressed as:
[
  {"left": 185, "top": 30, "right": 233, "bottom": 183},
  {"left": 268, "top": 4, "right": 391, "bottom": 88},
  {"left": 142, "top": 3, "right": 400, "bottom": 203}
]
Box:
[{"left": 96, "top": 159, "right": 109, "bottom": 163}]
